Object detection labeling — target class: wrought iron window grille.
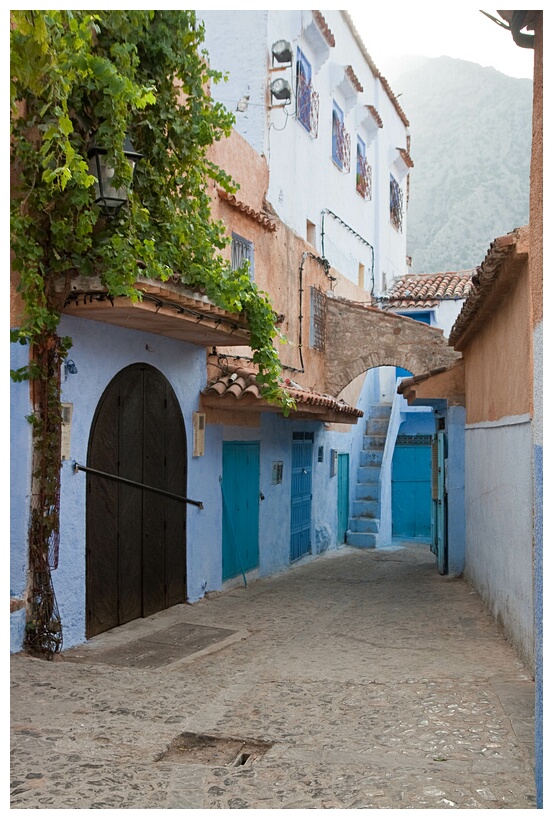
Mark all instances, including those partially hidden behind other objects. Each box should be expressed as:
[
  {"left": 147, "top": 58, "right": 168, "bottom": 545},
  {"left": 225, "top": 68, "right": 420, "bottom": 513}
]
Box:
[
  {"left": 231, "top": 233, "right": 254, "bottom": 278},
  {"left": 390, "top": 175, "right": 403, "bottom": 232},
  {"left": 296, "top": 73, "right": 320, "bottom": 138},
  {"left": 356, "top": 154, "right": 372, "bottom": 200},
  {"left": 332, "top": 115, "right": 351, "bottom": 173},
  {"left": 310, "top": 286, "right": 326, "bottom": 351}
]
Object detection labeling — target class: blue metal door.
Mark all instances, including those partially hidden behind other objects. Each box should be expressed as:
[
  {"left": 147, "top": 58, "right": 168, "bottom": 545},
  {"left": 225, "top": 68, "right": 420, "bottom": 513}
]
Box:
[
  {"left": 391, "top": 437, "right": 432, "bottom": 539},
  {"left": 221, "top": 442, "right": 260, "bottom": 581},
  {"left": 337, "top": 453, "right": 349, "bottom": 544},
  {"left": 290, "top": 432, "right": 313, "bottom": 561}
]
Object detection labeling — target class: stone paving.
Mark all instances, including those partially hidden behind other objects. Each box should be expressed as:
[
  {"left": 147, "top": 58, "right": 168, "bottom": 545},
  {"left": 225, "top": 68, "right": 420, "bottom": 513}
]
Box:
[{"left": 10, "top": 542, "right": 537, "bottom": 809}]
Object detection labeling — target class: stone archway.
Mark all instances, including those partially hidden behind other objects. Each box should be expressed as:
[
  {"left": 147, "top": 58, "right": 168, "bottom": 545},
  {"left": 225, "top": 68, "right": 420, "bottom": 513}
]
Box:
[{"left": 324, "top": 296, "right": 460, "bottom": 396}]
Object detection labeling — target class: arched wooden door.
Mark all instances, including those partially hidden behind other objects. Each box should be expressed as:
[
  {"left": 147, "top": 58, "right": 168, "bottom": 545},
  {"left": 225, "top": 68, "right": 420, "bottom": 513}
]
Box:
[{"left": 86, "top": 364, "right": 187, "bottom": 637}]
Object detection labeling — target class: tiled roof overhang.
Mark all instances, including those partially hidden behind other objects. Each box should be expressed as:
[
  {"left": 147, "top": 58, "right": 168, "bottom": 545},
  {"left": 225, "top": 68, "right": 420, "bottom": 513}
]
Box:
[
  {"left": 341, "top": 11, "right": 410, "bottom": 127},
  {"left": 397, "top": 359, "right": 465, "bottom": 407},
  {"left": 312, "top": 10, "right": 336, "bottom": 47},
  {"left": 449, "top": 227, "right": 529, "bottom": 350},
  {"left": 202, "top": 366, "right": 363, "bottom": 424},
  {"left": 59, "top": 276, "right": 250, "bottom": 347},
  {"left": 381, "top": 270, "right": 474, "bottom": 310},
  {"left": 217, "top": 188, "right": 277, "bottom": 231}
]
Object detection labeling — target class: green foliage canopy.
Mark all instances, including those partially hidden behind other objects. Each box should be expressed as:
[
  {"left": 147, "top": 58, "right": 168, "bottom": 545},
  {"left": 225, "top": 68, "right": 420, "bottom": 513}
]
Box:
[{"left": 10, "top": 9, "right": 294, "bottom": 409}]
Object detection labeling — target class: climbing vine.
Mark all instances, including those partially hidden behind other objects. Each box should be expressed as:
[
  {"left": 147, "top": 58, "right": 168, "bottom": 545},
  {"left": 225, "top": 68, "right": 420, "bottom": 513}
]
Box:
[{"left": 11, "top": 10, "right": 294, "bottom": 656}]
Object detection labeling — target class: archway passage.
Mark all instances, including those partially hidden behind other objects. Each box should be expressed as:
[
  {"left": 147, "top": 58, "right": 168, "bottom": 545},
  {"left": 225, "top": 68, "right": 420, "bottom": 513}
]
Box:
[
  {"left": 324, "top": 296, "right": 461, "bottom": 396},
  {"left": 86, "top": 364, "right": 187, "bottom": 637}
]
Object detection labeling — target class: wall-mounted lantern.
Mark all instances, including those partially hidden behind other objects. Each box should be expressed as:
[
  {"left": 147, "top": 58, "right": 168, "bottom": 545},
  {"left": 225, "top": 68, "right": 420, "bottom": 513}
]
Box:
[
  {"left": 87, "top": 134, "right": 143, "bottom": 219},
  {"left": 271, "top": 39, "right": 292, "bottom": 66},
  {"left": 270, "top": 78, "right": 292, "bottom": 105}
]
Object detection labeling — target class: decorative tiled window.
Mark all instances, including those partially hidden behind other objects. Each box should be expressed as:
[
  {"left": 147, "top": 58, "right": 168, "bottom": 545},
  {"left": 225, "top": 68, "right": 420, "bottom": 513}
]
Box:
[
  {"left": 310, "top": 287, "right": 326, "bottom": 351},
  {"left": 356, "top": 136, "right": 372, "bottom": 200},
  {"left": 331, "top": 101, "right": 350, "bottom": 172},
  {"left": 390, "top": 174, "right": 403, "bottom": 232},
  {"left": 231, "top": 233, "right": 254, "bottom": 279},
  {"left": 296, "top": 48, "right": 319, "bottom": 137}
]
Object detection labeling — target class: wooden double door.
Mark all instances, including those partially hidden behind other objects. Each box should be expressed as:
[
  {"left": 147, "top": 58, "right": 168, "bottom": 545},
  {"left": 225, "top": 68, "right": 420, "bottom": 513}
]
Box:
[{"left": 86, "top": 364, "right": 187, "bottom": 637}]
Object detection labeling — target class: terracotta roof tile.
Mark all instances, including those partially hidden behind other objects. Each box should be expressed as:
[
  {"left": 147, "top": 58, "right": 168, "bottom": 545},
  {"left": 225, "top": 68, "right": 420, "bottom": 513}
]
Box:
[
  {"left": 345, "top": 65, "right": 364, "bottom": 93},
  {"left": 203, "top": 367, "right": 363, "bottom": 418},
  {"left": 381, "top": 270, "right": 474, "bottom": 309},
  {"left": 312, "top": 10, "right": 336, "bottom": 48},
  {"left": 366, "top": 105, "right": 383, "bottom": 129},
  {"left": 449, "top": 227, "right": 528, "bottom": 348},
  {"left": 398, "top": 147, "right": 414, "bottom": 169},
  {"left": 217, "top": 188, "right": 277, "bottom": 231}
]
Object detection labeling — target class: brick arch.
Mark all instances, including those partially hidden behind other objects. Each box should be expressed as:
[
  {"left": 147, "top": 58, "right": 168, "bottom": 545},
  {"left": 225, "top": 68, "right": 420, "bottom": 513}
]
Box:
[{"left": 324, "top": 296, "right": 460, "bottom": 396}]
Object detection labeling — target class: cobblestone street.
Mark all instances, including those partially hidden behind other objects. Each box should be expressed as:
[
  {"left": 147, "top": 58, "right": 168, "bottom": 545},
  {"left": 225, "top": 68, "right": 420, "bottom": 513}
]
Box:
[{"left": 10, "top": 542, "right": 536, "bottom": 809}]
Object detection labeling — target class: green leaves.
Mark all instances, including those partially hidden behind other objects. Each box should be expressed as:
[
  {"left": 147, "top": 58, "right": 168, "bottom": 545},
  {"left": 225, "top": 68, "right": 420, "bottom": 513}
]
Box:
[{"left": 11, "top": 10, "right": 290, "bottom": 408}]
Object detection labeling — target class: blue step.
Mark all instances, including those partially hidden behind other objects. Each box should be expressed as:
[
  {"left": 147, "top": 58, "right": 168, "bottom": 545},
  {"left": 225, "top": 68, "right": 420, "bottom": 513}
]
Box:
[
  {"left": 363, "top": 435, "right": 386, "bottom": 450},
  {"left": 346, "top": 530, "right": 377, "bottom": 548},
  {"left": 352, "top": 499, "right": 379, "bottom": 518},
  {"left": 357, "top": 465, "right": 381, "bottom": 484},
  {"left": 349, "top": 517, "right": 379, "bottom": 534},
  {"left": 355, "top": 483, "right": 379, "bottom": 501},
  {"left": 360, "top": 449, "right": 383, "bottom": 466},
  {"left": 366, "top": 418, "right": 389, "bottom": 435}
]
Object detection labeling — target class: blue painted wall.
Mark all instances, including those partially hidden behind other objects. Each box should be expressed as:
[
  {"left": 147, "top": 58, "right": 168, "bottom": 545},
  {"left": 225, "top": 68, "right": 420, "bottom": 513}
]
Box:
[
  {"left": 10, "top": 341, "right": 32, "bottom": 602},
  {"left": 446, "top": 406, "right": 466, "bottom": 576},
  {"left": 10, "top": 315, "right": 370, "bottom": 651}
]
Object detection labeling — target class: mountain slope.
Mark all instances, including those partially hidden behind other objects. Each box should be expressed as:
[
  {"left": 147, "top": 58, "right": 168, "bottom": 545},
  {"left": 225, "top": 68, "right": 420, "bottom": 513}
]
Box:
[{"left": 386, "top": 56, "right": 532, "bottom": 273}]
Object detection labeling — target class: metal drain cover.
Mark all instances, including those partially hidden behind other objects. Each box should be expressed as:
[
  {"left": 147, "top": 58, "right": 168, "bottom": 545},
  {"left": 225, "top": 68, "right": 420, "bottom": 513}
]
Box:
[{"left": 158, "top": 731, "right": 273, "bottom": 766}]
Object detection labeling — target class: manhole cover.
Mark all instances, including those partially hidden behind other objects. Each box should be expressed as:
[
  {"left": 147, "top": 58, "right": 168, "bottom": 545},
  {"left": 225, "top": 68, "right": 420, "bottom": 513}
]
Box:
[
  {"left": 158, "top": 731, "right": 273, "bottom": 767},
  {"left": 62, "top": 623, "right": 237, "bottom": 669}
]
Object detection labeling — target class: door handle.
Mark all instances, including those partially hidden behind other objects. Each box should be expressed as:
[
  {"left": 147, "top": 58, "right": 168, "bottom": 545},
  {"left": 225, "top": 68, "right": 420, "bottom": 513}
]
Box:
[{"left": 260, "top": 492, "right": 265, "bottom": 501}]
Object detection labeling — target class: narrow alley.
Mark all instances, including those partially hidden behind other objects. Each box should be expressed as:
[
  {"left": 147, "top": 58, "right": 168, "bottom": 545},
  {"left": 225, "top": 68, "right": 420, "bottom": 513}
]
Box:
[{"left": 10, "top": 542, "right": 536, "bottom": 809}]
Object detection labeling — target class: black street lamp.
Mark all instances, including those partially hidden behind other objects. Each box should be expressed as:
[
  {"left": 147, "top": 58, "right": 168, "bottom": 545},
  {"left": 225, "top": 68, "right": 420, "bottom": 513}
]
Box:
[{"left": 87, "top": 135, "right": 143, "bottom": 219}]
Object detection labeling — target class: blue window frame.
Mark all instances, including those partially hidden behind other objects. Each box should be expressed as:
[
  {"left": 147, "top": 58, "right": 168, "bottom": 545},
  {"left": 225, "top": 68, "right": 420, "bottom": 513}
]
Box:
[{"left": 296, "top": 48, "right": 312, "bottom": 132}]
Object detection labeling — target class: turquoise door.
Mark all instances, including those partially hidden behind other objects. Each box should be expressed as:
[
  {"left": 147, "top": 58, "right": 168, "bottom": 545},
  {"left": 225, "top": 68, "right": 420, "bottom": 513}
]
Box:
[
  {"left": 337, "top": 453, "right": 349, "bottom": 544},
  {"left": 392, "top": 439, "right": 432, "bottom": 539},
  {"left": 221, "top": 442, "right": 260, "bottom": 581},
  {"left": 290, "top": 432, "right": 313, "bottom": 561}
]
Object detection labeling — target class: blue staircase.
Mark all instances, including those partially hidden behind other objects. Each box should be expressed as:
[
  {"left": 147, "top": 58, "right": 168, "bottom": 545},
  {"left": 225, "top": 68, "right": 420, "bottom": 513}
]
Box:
[{"left": 346, "top": 404, "right": 391, "bottom": 548}]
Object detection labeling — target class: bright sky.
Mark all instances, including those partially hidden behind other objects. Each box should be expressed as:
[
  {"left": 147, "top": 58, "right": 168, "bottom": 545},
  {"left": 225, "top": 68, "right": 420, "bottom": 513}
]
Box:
[{"left": 347, "top": 6, "right": 534, "bottom": 80}]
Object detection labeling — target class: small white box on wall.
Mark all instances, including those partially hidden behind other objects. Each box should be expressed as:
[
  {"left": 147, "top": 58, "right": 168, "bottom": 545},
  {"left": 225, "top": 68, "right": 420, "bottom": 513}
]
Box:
[
  {"left": 193, "top": 412, "right": 206, "bottom": 457},
  {"left": 61, "top": 403, "right": 73, "bottom": 460}
]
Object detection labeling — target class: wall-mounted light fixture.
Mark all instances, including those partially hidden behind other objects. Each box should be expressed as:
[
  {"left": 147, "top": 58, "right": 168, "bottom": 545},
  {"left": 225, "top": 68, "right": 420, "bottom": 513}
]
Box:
[
  {"left": 63, "top": 359, "right": 78, "bottom": 381},
  {"left": 271, "top": 39, "right": 292, "bottom": 66},
  {"left": 87, "top": 134, "right": 143, "bottom": 219},
  {"left": 270, "top": 78, "right": 292, "bottom": 105}
]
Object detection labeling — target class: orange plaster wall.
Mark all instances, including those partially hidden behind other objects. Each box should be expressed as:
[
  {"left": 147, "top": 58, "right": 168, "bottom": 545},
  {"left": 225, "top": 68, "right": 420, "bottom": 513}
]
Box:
[
  {"left": 463, "top": 263, "right": 532, "bottom": 424},
  {"left": 207, "top": 130, "right": 371, "bottom": 395},
  {"left": 529, "top": 14, "right": 543, "bottom": 328}
]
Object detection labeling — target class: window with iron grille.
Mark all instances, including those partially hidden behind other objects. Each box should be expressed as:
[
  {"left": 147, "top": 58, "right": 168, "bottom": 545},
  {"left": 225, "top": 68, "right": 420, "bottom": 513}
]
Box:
[
  {"left": 296, "top": 49, "right": 319, "bottom": 138},
  {"left": 310, "top": 287, "right": 326, "bottom": 351},
  {"left": 231, "top": 233, "right": 254, "bottom": 279},
  {"left": 356, "top": 136, "right": 372, "bottom": 200},
  {"left": 331, "top": 101, "right": 350, "bottom": 172},
  {"left": 390, "top": 174, "right": 403, "bottom": 232}
]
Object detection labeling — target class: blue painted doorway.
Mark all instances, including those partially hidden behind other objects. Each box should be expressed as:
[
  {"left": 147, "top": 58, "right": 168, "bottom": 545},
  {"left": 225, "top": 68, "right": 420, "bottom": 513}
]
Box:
[
  {"left": 337, "top": 453, "right": 349, "bottom": 544},
  {"left": 290, "top": 432, "right": 313, "bottom": 561},
  {"left": 221, "top": 442, "right": 260, "bottom": 581},
  {"left": 391, "top": 436, "right": 432, "bottom": 539}
]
